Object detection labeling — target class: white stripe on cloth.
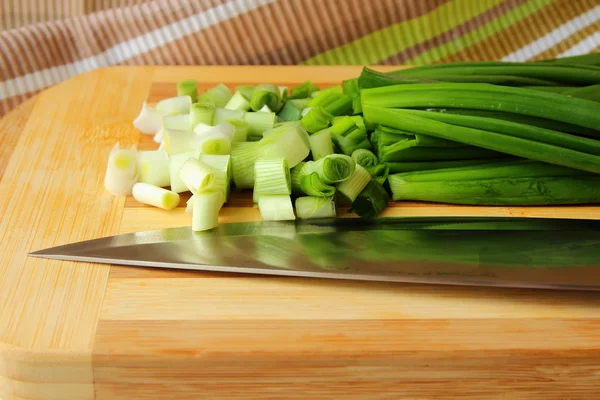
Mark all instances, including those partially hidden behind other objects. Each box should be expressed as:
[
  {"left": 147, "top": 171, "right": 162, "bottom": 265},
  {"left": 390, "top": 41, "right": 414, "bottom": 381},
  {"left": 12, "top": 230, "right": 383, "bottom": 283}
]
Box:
[
  {"left": 557, "top": 32, "right": 600, "bottom": 58},
  {"left": 0, "top": 0, "right": 275, "bottom": 100},
  {"left": 501, "top": 5, "right": 600, "bottom": 62}
]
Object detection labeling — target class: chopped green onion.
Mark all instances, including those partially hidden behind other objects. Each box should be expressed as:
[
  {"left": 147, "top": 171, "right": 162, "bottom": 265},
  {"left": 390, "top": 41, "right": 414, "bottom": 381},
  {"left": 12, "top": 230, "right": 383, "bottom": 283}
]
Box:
[
  {"left": 192, "top": 191, "right": 223, "bottom": 231},
  {"left": 330, "top": 116, "right": 371, "bottom": 155},
  {"left": 259, "top": 105, "right": 274, "bottom": 113},
  {"left": 177, "top": 80, "right": 198, "bottom": 103},
  {"left": 257, "top": 195, "right": 296, "bottom": 221},
  {"left": 153, "top": 128, "right": 164, "bottom": 144},
  {"left": 351, "top": 149, "right": 378, "bottom": 168},
  {"left": 351, "top": 180, "right": 389, "bottom": 218},
  {"left": 253, "top": 157, "right": 291, "bottom": 202},
  {"left": 231, "top": 142, "right": 262, "bottom": 188},
  {"left": 301, "top": 106, "right": 333, "bottom": 134},
  {"left": 295, "top": 196, "right": 336, "bottom": 219},
  {"left": 366, "top": 163, "right": 389, "bottom": 185},
  {"left": 224, "top": 91, "right": 252, "bottom": 111},
  {"left": 279, "top": 86, "right": 288, "bottom": 100},
  {"left": 337, "top": 164, "right": 371, "bottom": 202},
  {"left": 163, "top": 129, "right": 199, "bottom": 156},
  {"left": 228, "top": 120, "right": 249, "bottom": 143},
  {"left": 308, "top": 128, "right": 334, "bottom": 160},
  {"left": 169, "top": 152, "right": 197, "bottom": 193},
  {"left": 386, "top": 159, "right": 510, "bottom": 173},
  {"left": 311, "top": 85, "right": 343, "bottom": 98},
  {"left": 163, "top": 113, "right": 191, "bottom": 132},
  {"left": 213, "top": 108, "right": 244, "bottom": 125},
  {"left": 277, "top": 100, "right": 305, "bottom": 121},
  {"left": 132, "top": 183, "right": 180, "bottom": 211},
  {"left": 243, "top": 111, "right": 276, "bottom": 139},
  {"left": 197, "top": 123, "right": 234, "bottom": 155},
  {"left": 185, "top": 195, "right": 195, "bottom": 214},
  {"left": 104, "top": 143, "right": 138, "bottom": 196},
  {"left": 133, "top": 102, "right": 162, "bottom": 134},
  {"left": 197, "top": 84, "right": 232, "bottom": 108},
  {"left": 300, "top": 172, "right": 336, "bottom": 197},
  {"left": 307, "top": 92, "right": 340, "bottom": 108},
  {"left": 198, "top": 154, "right": 231, "bottom": 201},
  {"left": 136, "top": 149, "right": 170, "bottom": 188},
  {"left": 290, "top": 161, "right": 308, "bottom": 195},
  {"left": 156, "top": 96, "right": 192, "bottom": 116},
  {"left": 310, "top": 154, "right": 355, "bottom": 184},
  {"left": 259, "top": 123, "right": 311, "bottom": 168},
  {"left": 324, "top": 94, "right": 353, "bottom": 116},
  {"left": 289, "top": 81, "right": 319, "bottom": 99},
  {"left": 178, "top": 158, "right": 215, "bottom": 194},
  {"left": 250, "top": 83, "right": 281, "bottom": 112},
  {"left": 190, "top": 103, "right": 214, "bottom": 128}
]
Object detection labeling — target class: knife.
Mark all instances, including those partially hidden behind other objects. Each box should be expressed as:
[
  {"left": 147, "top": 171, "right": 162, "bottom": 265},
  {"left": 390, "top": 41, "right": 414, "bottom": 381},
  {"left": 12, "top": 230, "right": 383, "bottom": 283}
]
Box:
[{"left": 28, "top": 216, "right": 600, "bottom": 290}]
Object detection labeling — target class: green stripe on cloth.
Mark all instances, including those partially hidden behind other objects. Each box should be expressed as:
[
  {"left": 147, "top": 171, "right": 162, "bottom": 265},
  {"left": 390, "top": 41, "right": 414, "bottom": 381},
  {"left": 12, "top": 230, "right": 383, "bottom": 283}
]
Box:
[
  {"left": 301, "top": 0, "right": 505, "bottom": 65},
  {"left": 404, "top": 0, "right": 555, "bottom": 65}
]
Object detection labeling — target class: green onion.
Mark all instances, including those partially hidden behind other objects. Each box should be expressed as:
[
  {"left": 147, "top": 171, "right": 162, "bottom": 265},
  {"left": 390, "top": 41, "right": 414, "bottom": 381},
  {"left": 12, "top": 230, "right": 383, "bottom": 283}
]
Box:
[
  {"left": 137, "top": 149, "right": 170, "bottom": 188},
  {"left": 290, "top": 162, "right": 308, "bottom": 195},
  {"left": 351, "top": 180, "right": 389, "bottom": 218},
  {"left": 363, "top": 105, "right": 600, "bottom": 174},
  {"left": 386, "top": 159, "right": 511, "bottom": 173},
  {"left": 169, "top": 152, "right": 197, "bottom": 193},
  {"left": 307, "top": 92, "right": 340, "bottom": 108},
  {"left": 337, "top": 164, "right": 371, "bottom": 202},
  {"left": 289, "top": 81, "right": 319, "bottom": 99},
  {"left": 190, "top": 103, "right": 214, "bottom": 128},
  {"left": 360, "top": 83, "right": 600, "bottom": 131},
  {"left": 134, "top": 103, "right": 163, "bottom": 134},
  {"left": 279, "top": 86, "right": 289, "bottom": 101},
  {"left": 250, "top": 83, "right": 281, "bottom": 112},
  {"left": 191, "top": 191, "right": 223, "bottom": 231},
  {"left": 156, "top": 96, "right": 192, "bottom": 116},
  {"left": 365, "top": 163, "right": 389, "bottom": 185},
  {"left": 253, "top": 158, "right": 291, "bottom": 203},
  {"left": 132, "top": 182, "right": 180, "bottom": 211},
  {"left": 197, "top": 84, "right": 233, "bottom": 108},
  {"left": 295, "top": 196, "right": 336, "bottom": 219},
  {"left": 300, "top": 172, "right": 336, "bottom": 197},
  {"left": 277, "top": 99, "right": 305, "bottom": 121},
  {"left": 358, "top": 67, "right": 437, "bottom": 89},
  {"left": 308, "top": 128, "right": 334, "bottom": 160},
  {"left": 301, "top": 106, "right": 333, "bottom": 134},
  {"left": 562, "top": 84, "right": 600, "bottom": 102},
  {"left": 324, "top": 94, "right": 353, "bottom": 116},
  {"left": 198, "top": 154, "right": 231, "bottom": 201},
  {"left": 311, "top": 85, "right": 343, "bottom": 98},
  {"left": 163, "top": 114, "right": 191, "bottom": 132},
  {"left": 259, "top": 123, "right": 311, "bottom": 168},
  {"left": 177, "top": 80, "right": 198, "bottom": 103},
  {"left": 243, "top": 111, "right": 276, "bottom": 139},
  {"left": 224, "top": 91, "right": 252, "bottom": 111},
  {"left": 213, "top": 108, "right": 244, "bottom": 125},
  {"left": 342, "top": 77, "right": 362, "bottom": 114},
  {"left": 257, "top": 195, "right": 296, "bottom": 221},
  {"left": 178, "top": 158, "right": 216, "bottom": 194},
  {"left": 310, "top": 154, "right": 355, "bottom": 184},
  {"left": 351, "top": 149, "right": 378, "bottom": 168},
  {"left": 228, "top": 120, "right": 249, "bottom": 142},
  {"left": 104, "top": 143, "right": 138, "bottom": 196},
  {"left": 330, "top": 116, "right": 371, "bottom": 155},
  {"left": 231, "top": 142, "right": 262, "bottom": 189},
  {"left": 163, "top": 129, "right": 200, "bottom": 156},
  {"left": 235, "top": 85, "right": 255, "bottom": 100}
]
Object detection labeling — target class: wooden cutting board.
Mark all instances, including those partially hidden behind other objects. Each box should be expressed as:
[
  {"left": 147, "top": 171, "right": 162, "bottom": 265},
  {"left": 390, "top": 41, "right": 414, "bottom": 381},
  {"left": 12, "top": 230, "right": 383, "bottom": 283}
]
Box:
[{"left": 2, "top": 66, "right": 600, "bottom": 400}]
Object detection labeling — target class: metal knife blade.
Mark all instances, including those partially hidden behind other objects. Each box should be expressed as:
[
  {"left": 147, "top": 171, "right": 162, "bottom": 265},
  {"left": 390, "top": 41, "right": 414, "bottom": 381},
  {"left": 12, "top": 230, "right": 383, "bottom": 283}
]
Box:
[{"left": 28, "top": 216, "right": 600, "bottom": 290}]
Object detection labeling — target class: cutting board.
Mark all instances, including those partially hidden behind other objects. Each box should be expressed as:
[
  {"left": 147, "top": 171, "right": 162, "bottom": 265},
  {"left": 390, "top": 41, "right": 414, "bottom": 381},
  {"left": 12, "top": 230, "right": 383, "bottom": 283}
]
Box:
[{"left": 2, "top": 66, "right": 600, "bottom": 400}]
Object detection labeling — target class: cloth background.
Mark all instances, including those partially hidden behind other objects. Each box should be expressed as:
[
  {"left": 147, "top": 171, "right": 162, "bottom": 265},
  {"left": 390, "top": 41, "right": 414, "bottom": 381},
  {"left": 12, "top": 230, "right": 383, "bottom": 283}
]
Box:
[{"left": 0, "top": 0, "right": 599, "bottom": 116}]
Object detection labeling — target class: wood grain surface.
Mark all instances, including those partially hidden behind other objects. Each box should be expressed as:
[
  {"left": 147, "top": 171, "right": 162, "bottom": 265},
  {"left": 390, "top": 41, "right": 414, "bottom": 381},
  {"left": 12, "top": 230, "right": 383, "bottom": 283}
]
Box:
[{"left": 1, "top": 66, "right": 600, "bottom": 400}]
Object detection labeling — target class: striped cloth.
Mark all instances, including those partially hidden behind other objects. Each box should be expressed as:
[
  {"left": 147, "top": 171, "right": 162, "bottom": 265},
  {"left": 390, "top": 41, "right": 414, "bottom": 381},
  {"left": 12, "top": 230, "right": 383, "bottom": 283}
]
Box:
[{"left": 0, "top": 0, "right": 599, "bottom": 116}]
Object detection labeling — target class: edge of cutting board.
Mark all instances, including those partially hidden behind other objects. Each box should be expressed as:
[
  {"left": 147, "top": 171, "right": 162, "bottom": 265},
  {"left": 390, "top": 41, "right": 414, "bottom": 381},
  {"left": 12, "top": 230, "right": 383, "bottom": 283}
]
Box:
[{"left": 2, "top": 66, "right": 600, "bottom": 400}]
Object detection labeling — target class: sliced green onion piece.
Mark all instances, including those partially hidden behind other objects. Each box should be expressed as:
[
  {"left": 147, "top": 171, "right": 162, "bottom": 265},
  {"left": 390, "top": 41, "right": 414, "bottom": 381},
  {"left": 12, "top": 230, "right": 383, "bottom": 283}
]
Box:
[
  {"left": 198, "top": 154, "right": 231, "bottom": 180},
  {"left": 351, "top": 149, "right": 378, "bottom": 168},
  {"left": 235, "top": 85, "right": 254, "bottom": 100},
  {"left": 290, "top": 161, "right": 308, "bottom": 195},
  {"left": 259, "top": 123, "right": 311, "bottom": 168},
  {"left": 311, "top": 154, "right": 356, "bottom": 184},
  {"left": 104, "top": 143, "right": 138, "bottom": 196},
  {"left": 277, "top": 100, "right": 304, "bottom": 121},
  {"left": 163, "top": 113, "right": 191, "bottom": 131},
  {"left": 186, "top": 195, "right": 195, "bottom": 214},
  {"left": 289, "top": 81, "right": 318, "bottom": 99},
  {"left": 178, "top": 158, "right": 215, "bottom": 194},
  {"left": 190, "top": 103, "right": 214, "bottom": 128},
  {"left": 156, "top": 96, "right": 192, "bottom": 116},
  {"left": 301, "top": 106, "right": 333, "bottom": 134},
  {"left": 169, "top": 152, "right": 197, "bottom": 193},
  {"left": 243, "top": 111, "right": 276, "bottom": 139},
  {"left": 253, "top": 158, "right": 291, "bottom": 202},
  {"left": 301, "top": 107, "right": 312, "bottom": 117},
  {"left": 250, "top": 83, "right": 281, "bottom": 112},
  {"left": 295, "top": 196, "right": 336, "bottom": 219},
  {"left": 308, "top": 128, "right": 334, "bottom": 160},
  {"left": 196, "top": 123, "right": 235, "bottom": 155},
  {"left": 307, "top": 92, "right": 340, "bottom": 108},
  {"left": 163, "top": 129, "right": 199, "bottom": 156},
  {"left": 136, "top": 149, "right": 170, "bottom": 188},
  {"left": 133, "top": 102, "right": 162, "bottom": 134},
  {"left": 225, "top": 91, "right": 252, "bottom": 111},
  {"left": 300, "top": 172, "right": 336, "bottom": 197},
  {"left": 279, "top": 86, "right": 288, "bottom": 100},
  {"left": 132, "top": 182, "right": 180, "bottom": 210},
  {"left": 197, "top": 84, "right": 232, "bottom": 108},
  {"left": 231, "top": 142, "right": 262, "bottom": 188},
  {"left": 257, "top": 195, "right": 295, "bottom": 221},
  {"left": 177, "top": 80, "right": 198, "bottom": 103},
  {"left": 259, "top": 105, "right": 274, "bottom": 113},
  {"left": 227, "top": 120, "right": 249, "bottom": 143},
  {"left": 192, "top": 191, "right": 223, "bottom": 231},
  {"left": 330, "top": 116, "right": 371, "bottom": 155},
  {"left": 311, "top": 85, "right": 343, "bottom": 98},
  {"left": 324, "top": 94, "right": 353, "bottom": 116},
  {"left": 366, "top": 163, "right": 389, "bottom": 185},
  {"left": 213, "top": 108, "right": 244, "bottom": 125},
  {"left": 352, "top": 180, "right": 390, "bottom": 218},
  {"left": 337, "top": 164, "right": 371, "bottom": 202},
  {"left": 153, "top": 128, "right": 164, "bottom": 144}
]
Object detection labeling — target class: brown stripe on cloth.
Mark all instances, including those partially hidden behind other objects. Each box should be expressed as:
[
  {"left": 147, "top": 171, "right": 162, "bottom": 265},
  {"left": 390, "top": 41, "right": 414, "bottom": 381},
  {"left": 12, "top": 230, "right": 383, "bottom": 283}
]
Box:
[
  {"left": 438, "top": 0, "right": 596, "bottom": 62},
  {"left": 530, "top": 19, "right": 600, "bottom": 61},
  {"left": 380, "top": 0, "right": 527, "bottom": 65},
  {"left": 125, "top": 0, "right": 450, "bottom": 66},
  {"left": 0, "top": 1, "right": 228, "bottom": 81}
]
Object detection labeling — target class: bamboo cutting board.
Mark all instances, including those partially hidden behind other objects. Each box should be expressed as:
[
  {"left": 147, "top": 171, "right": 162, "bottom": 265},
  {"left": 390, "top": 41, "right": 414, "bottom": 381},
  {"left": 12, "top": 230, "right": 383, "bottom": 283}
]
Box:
[{"left": 2, "top": 66, "right": 600, "bottom": 400}]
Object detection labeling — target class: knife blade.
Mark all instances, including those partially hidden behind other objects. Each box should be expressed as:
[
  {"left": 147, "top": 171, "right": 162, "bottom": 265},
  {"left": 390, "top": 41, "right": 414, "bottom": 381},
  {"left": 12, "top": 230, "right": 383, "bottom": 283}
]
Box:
[{"left": 28, "top": 216, "right": 600, "bottom": 290}]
